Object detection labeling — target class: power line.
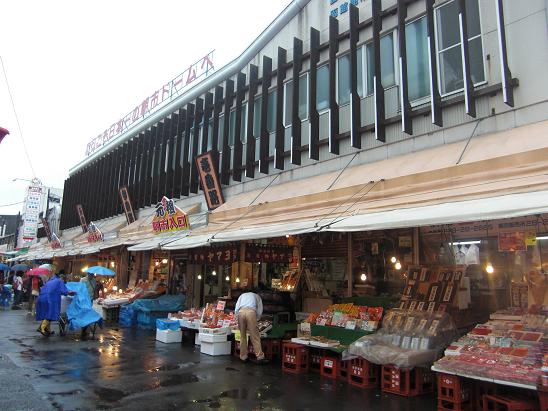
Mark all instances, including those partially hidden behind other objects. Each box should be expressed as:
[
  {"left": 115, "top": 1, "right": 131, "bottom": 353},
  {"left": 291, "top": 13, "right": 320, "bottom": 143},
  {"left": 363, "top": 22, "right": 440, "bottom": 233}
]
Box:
[
  {"left": 0, "top": 200, "right": 23, "bottom": 208},
  {"left": 0, "top": 56, "right": 36, "bottom": 177}
]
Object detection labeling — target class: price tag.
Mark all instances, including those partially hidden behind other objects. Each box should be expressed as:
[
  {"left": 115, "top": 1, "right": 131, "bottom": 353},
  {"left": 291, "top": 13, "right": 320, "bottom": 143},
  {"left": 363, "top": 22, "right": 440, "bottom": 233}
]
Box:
[
  {"left": 324, "top": 359, "right": 334, "bottom": 368},
  {"left": 216, "top": 300, "right": 226, "bottom": 311},
  {"left": 345, "top": 320, "right": 356, "bottom": 330},
  {"left": 317, "top": 319, "right": 327, "bottom": 326},
  {"left": 222, "top": 320, "right": 231, "bottom": 328},
  {"left": 300, "top": 322, "right": 311, "bottom": 332}
]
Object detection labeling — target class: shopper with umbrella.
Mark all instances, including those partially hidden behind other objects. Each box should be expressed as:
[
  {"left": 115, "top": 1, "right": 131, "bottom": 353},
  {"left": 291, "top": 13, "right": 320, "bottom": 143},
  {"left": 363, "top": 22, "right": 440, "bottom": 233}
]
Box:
[
  {"left": 26, "top": 268, "right": 49, "bottom": 315},
  {"left": 0, "top": 263, "right": 10, "bottom": 284}
]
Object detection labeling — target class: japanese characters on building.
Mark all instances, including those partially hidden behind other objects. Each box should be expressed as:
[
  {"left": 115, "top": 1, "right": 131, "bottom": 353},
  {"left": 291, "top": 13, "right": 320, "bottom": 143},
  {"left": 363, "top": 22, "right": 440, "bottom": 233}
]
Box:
[
  {"left": 189, "top": 245, "right": 239, "bottom": 265},
  {"left": 245, "top": 244, "right": 294, "bottom": 263},
  {"left": 119, "top": 186, "right": 137, "bottom": 225},
  {"left": 85, "top": 51, "right": 215, "bottom": 157},
  {"left": 51, "top": 233, "right": 62, "bottom": 249},
  {"left": 87, "top": 222, "right": 103, "bottom": 243},
  {"left": 19, "top": 184, "right": 43, "bottom": 246},
  {"left": 196, "top": 152, "right": 225, "bottom": 210},
  {"left": 76, "top": 204, "right": 88, "bottom": 233},
  {"left": 152, "top": 196, "right": 190, "bottom": 234}
]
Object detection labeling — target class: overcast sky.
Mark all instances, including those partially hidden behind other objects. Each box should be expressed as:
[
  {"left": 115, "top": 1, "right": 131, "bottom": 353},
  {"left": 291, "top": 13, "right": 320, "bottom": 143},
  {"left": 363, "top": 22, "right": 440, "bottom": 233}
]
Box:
[{"left": 0, "top": 0, "right": 292, "bottom": 215}]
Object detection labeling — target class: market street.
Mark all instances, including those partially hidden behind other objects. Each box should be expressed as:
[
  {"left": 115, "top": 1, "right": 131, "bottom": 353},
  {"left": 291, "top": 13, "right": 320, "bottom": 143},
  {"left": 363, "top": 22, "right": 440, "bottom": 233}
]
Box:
[{"left": 0, "top": 310, "right": 436, "bottom": 411}]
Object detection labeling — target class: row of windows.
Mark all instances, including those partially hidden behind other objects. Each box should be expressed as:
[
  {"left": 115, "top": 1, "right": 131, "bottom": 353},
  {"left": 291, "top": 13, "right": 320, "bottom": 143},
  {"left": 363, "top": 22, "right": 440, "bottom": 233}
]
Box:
[
  {"left": 132, "top": 0, "right": 487, "bottom": 181},
  {"left": 176, "top": 0, "right": 485, "bottom": 155}
]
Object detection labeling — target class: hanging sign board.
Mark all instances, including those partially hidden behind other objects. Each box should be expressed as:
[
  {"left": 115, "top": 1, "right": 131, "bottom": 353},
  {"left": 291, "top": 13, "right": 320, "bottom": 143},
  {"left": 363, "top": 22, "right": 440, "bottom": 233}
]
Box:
[
  {"left": 189, "top": 245, "right": 239, "bottom": 264},
  {"left": 195, "top": 151, "right": 225, "bottom": 210},
  {"left": 87, "top": 221, "right": 104, "bottom": 243},
  {"left": 41, "top": 217, "right": 53, "bottom": 242},
  {"left": 76, "top": 204, "right": 88, "bottom": 233},
  {"left": 51, "top": 233, "right": 62, "bottom": 249},
  {"left": 152, "top": 196, "right": 190, "bottom": 234},
  {"left": 498, "top": 232, "right": 526, "bottom": 252},
  {"left": 119, "top": 186, "right": 137, "bottom": 225}
]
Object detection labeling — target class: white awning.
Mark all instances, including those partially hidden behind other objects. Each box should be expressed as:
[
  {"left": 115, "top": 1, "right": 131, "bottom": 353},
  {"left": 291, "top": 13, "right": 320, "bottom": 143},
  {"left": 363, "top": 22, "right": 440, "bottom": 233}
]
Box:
[
  {"left": 162, "top": 233, "right": 216, "bottom": 251},
  {"left": 127, "top": 232, "right": 189, "bottom": 252},
  {"left": 326, "top": 190, "right": 548, "bottom": 232},
  {"left": 210, "top": 220, "right": 319, "bottom": 243}
]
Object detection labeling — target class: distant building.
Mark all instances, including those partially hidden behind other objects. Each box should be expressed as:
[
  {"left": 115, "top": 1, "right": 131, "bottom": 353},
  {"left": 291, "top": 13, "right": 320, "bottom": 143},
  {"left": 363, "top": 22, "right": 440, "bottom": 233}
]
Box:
[{"left": 0, "top": 213, "right": 21, "bottom": 252}]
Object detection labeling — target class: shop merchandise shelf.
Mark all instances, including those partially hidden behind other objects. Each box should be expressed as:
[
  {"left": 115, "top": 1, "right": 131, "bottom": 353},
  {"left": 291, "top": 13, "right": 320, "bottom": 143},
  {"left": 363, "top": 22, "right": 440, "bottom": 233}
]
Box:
[
  {"left": 482, "top": 394, "right": 539, "bottom": 411},
  {"left": 381, "top": 365, "right": 434, "bottom": 397},
  {"left": 282, "top": 342, "right": 309, "bottom": 375},
  {"left": 348, "top": 358, "right": 379, "bottom": 389}
]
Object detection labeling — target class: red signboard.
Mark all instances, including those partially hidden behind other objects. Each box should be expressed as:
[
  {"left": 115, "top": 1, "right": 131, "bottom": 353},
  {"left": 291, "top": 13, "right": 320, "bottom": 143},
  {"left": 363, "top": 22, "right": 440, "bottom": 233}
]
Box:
[
  {"left": 119, "top": 186, "right": 137, "bottom": 225},
  {"left": 498, "top": 232, "right": 526, "bottom": 252},
  {"left": 196, "top": 151, "right": 225, "bottom": 210},
  {"left": 189, "top": 245, "right": 239, "bottom": 265},
  {"left": 152, "top": 196, "right": 190, "bottom": 234},
  {"left": 87, "top": 222, "right": 103, "bottom": 243},
  {"left": 76, "top": 204, "right": 88, "bottom": 233}
]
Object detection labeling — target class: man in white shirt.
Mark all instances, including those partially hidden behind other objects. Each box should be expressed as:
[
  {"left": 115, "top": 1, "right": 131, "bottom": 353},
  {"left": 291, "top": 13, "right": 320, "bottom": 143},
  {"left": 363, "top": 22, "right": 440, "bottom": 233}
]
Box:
[
  {"left": 12, "top": 272, "right": 23, "bottom": 309},
  {"left": 235, "top": 291, "right": 267, "bottom": 363}
]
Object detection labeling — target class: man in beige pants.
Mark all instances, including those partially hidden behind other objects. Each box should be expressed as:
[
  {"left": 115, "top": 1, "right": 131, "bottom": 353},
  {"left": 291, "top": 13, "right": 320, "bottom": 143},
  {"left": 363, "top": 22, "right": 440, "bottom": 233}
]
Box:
[{"left": 235, "top": 291, "right": 267, "bottom": 364}]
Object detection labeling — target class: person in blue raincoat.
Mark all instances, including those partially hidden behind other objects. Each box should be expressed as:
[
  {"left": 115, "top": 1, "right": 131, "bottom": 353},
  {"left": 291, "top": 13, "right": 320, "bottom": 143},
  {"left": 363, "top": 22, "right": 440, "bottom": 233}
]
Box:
[{"left": 36, "top": 270, "right": 73, "bottom": 336}]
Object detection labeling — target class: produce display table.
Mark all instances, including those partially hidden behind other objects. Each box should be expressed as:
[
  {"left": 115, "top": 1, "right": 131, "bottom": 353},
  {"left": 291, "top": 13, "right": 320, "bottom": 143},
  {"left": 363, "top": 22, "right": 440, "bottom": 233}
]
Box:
[
  {"left": 265, "top": 323, "right": 298, "bottom": 339},
  {"left": 292, "top": 325, "right": 372, "bottom": 354}
]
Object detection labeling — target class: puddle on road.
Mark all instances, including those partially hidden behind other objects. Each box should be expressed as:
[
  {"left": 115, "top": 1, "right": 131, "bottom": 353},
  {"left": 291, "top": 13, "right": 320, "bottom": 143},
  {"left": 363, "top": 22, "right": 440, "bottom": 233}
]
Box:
[
  {"left": 94, "top": 387, "right": 126, "bottom": 402},
  {"left": 159, "top": 373, "right": 199, "bottom": 387},
  {"left": 49, "top": 389, "right": 84, "bottom": 397},
  {"left": 220, "top": 388, "right": 249, "bottom": 400},
  {"left": 148, "top": 361, "right": 200, "bottom": 373}
]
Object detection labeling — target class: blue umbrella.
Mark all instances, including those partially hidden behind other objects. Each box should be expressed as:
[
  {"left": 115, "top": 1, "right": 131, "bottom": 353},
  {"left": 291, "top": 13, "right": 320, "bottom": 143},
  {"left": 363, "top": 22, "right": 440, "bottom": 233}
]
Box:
[
  {"left": 0, "top": 263, "right": 10, "bottom": 271},
  {"left": 85, "top": 266, "right": 115, "bottom": 276},
  {"left": 11, "top": 264, "right": 29, "bottom": 272}
]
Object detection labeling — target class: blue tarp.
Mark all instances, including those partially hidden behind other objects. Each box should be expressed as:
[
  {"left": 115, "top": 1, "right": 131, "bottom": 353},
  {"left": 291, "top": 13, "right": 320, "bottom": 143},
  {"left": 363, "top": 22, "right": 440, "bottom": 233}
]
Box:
[
  {"left": 66, "top": 282, "right": 103, "bottom": 331},
  {"left": 129, "top": 294, "right": 185, "bottom": 313}
]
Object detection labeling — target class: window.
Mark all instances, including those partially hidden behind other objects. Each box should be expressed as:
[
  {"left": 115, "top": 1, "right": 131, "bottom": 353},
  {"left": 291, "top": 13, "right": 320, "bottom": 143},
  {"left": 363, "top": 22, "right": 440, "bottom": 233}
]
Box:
[
  {"left": 283, "top": 73, "right": 308, "bottom": 127},
  {"left": 267, "top": 90, "right": 277, "bottom": 133},
  {"left": 406, "top": 17, "right": 429, "bottom": 101},
  {"left": 253, "top": 96, "right": 261, "bottom": 138},
  {"left": 316, "top": 64, "right": 330, "bottom": 111},
  {"left": 436, "top": 0, "right": 484, "bottom": 94},
  {"left": 218, "top": 115, "right": 224, "bottom": 152},
  {"left": 207, "top": 118, "right": 213, "bottom": 151},
  {"left": 229, "top": 110, "right": 236, "bottom": 147},
  {"left": 366, "top": 31, "right": 396, "bottom": 95},
  {"left": 240, "top": 103, "right": 247, "bottom": 143},
  {"left": 337, "top": 49, "right": 365, "bottom": 105}
]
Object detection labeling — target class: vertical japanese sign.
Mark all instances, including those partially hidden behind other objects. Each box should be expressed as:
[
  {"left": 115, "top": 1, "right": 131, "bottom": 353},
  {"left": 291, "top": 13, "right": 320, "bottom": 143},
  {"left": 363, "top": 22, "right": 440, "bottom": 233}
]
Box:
[
  {"left": 152, "top": 196, "right": 190, "bottom": 234},
  {"left": 119, "top": 186, "right": 137, "bottom": 225},
  {"left": 41, "top": 217, "right": 52, "bottom": 242},
  {"left": 196, "top": 151, "right": 225, "bottom": 210},
  {"left": 87, "top": 221, "right": 104, "bottom": 243},
  {"left": 76, "top": 204, "right": 88, "bottom": 233},
  {"left": 19, "top": 184, "right": 42, "bottom": 246}
]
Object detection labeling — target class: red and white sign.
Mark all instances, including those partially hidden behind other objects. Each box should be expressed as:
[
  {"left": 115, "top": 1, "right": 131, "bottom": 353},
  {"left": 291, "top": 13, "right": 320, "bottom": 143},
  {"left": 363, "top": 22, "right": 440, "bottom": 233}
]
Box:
[
  {"left": 85, "top": 51, "right": 215, "bottom": 157},
  {"left": 87, "top": 222, "right": 103, "bottom": 243},
  {"left": 152, "top": 197, "right": 190, "bottom": 234}
]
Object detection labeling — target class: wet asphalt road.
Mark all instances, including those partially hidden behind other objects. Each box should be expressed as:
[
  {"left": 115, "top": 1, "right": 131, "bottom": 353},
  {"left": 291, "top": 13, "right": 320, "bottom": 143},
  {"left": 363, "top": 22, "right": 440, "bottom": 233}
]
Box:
[{"left": 0, "top": 309, "right": 436, "bottom": 410}]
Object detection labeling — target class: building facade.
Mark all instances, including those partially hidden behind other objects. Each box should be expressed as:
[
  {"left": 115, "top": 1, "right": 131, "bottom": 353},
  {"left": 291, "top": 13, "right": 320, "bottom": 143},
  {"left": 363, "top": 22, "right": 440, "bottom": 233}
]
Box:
[{"left": 59, "top": 0, "right": 548, "bottom": 240}]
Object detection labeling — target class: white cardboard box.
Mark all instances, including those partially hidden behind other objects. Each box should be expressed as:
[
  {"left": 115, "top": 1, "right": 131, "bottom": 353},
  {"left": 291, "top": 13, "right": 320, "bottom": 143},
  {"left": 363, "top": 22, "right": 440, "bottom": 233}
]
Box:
[
  {"left": 195, "top": 332, "right": 201, "bottom": 346},
  {"left": 199, "top": 333, "right": 228, "bottom": 343},
  {"left": 200, "top": 341, "right": 231, "bottom": 356},
  {"left": 156, "top": 329, "right": 182, "bottom": 344}
]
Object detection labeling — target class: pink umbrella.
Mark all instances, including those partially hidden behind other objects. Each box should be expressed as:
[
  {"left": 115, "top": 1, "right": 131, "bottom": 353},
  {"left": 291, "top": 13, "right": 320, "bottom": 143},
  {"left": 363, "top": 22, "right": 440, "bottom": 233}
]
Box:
[{"left": 27, "top": 267, "right": 51, "bottom": 277}]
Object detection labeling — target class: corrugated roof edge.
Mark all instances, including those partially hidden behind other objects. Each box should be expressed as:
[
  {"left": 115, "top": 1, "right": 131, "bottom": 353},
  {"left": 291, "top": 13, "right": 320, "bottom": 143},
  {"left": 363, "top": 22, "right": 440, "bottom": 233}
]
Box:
[{"left": 69, "top": 0, "right": 310, "bottom": 176}]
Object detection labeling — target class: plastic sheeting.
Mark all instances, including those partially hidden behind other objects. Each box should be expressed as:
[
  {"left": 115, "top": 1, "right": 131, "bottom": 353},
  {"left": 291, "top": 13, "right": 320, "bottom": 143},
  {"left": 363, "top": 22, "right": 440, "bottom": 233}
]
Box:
[
  {"left": 347, "top": 309, "right": 458, "bottom": 369},
  {"left": 129, "top": 294, "right": 185, "bottom": 313},
  {"left": 65, "top": 282, "right": 103, "bottom": 331}
]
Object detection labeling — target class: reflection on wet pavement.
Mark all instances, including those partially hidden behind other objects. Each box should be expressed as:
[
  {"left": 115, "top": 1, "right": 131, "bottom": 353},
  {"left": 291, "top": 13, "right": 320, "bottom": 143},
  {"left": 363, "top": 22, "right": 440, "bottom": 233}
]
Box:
[{"left": 0, "top": 310, "right": 437, "bottom": 410}]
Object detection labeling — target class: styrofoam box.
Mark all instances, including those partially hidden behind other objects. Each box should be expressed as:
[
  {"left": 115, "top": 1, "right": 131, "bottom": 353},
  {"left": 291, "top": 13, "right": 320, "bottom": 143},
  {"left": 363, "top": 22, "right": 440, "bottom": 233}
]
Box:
[
  {"left": 200, "top": 341, "right": 231, "bottom": 356},
  {"left": 199, "top": 332, "right": 228, "bottom": 343},
  {"left": 156, "top": 329, "right": 182, "bottom": 344},
  {"left": 199, "top": 326, "right": 231, "bottom": 335},
  {"left": 195, "top": 332, "right": 201, "bottom": 346}
]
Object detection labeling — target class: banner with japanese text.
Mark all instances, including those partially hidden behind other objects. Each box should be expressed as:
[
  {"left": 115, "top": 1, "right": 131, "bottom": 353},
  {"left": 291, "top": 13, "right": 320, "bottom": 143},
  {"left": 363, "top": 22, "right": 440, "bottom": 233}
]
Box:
[{"left": 152, "top": 197, "right": 190, "bottom": 234}]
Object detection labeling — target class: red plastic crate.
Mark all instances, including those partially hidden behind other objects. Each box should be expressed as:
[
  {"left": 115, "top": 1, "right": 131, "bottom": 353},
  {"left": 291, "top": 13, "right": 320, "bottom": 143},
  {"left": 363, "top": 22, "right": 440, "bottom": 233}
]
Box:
[
  {"left": 339, "top": 359, "right": 350, "bottom": 381},
  {"left": 381, "top": 365, "right": 434, "bottom": 397},
  {"left": 320, "top": 356, "right": 339, "bottom": 379},
  {"left": 474, "top": 382, "right": 497, "bottom": 411},
  {"left": 437, "top": 373, "right": 471, "bottom": 404},
  {"left": 282, "top": 342, "right": 309, "bottom": 374},
  {"left": 348, "top": 358, "right": 379, "bottom": 389},
  {"left": 482, "top": 394, "right": 539, "bottom": 411},
  {"left": 539, "top": 386, "right": 548, "bottom": 411},
  {"left": 437, "top": 399, "right": 473, "bottom": 411},
  {"left": 309, "top": 348, "right": 325, "bottom": 373}
]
